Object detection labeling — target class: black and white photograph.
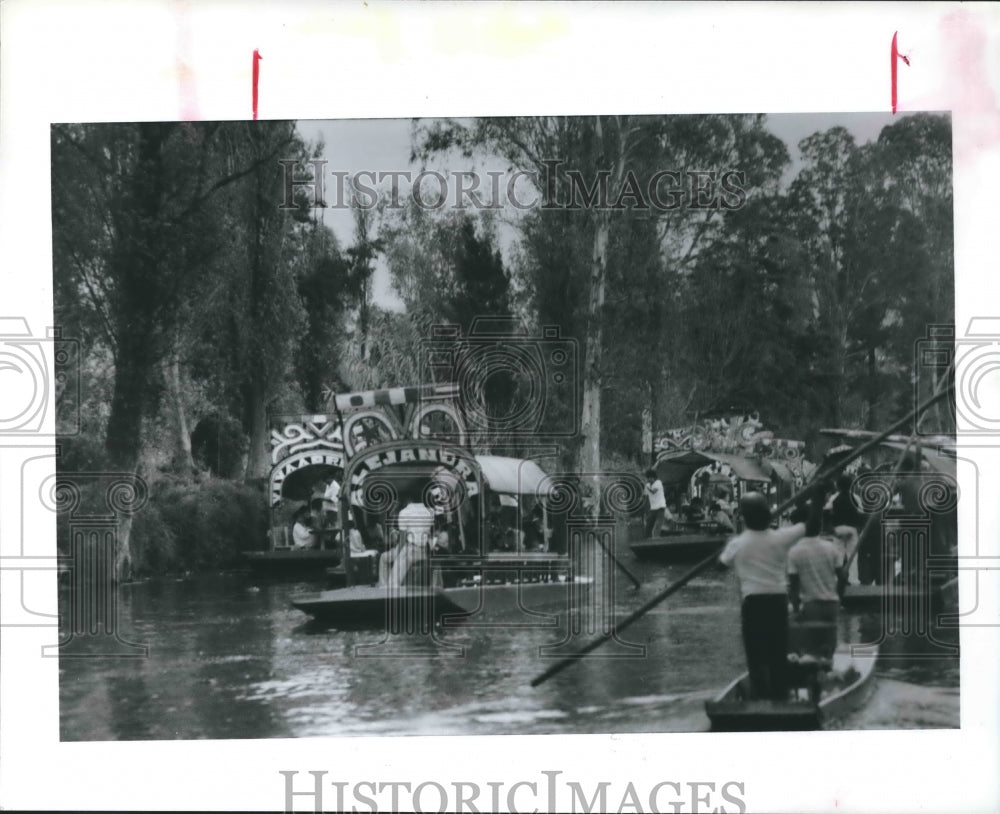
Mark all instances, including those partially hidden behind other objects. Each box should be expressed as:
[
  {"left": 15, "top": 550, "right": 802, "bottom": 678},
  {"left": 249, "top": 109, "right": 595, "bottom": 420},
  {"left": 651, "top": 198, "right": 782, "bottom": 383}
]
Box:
[
  {"left": 49, "top": 111, "right": 960, "bottom": 744},
  {"left": 2, "top": 3, "right": 999, "bottom": 813}
]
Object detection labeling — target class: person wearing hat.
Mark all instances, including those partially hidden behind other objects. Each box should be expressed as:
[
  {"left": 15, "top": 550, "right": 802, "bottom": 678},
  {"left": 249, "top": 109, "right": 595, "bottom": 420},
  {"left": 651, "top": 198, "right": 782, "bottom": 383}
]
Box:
[{"left": 718, "top": 491, "right": 807, "bottom": 700}]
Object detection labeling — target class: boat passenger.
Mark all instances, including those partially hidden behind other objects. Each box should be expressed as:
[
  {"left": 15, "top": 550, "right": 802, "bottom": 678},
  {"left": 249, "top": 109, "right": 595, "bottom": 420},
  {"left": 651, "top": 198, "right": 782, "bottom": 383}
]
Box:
[
  {"left": 682, "top": 497, "right": 706, "bottom": 524},
  {"left": 347, "top": 520, "right": 366, "bottom": 555},
  {"left": 709, "top": 501, "right": 735, "bottom": 532},
  {"left": 366, "top": 519, "right": 386, "bottom": 553},
  {"left": 788, "top": 501, "right": 847, "bottom": 661},
  {"left": 321, "top": 472, "right": 342, "bottom": 519},
  {"left": 826, "top": 473, "right": 864, "bottom": 585},
  {"left": 291, "top": 506, "right": 317, "bottom": 550},
  {"left": 718, "top": 491, "right": 807, "bottom": 701}
]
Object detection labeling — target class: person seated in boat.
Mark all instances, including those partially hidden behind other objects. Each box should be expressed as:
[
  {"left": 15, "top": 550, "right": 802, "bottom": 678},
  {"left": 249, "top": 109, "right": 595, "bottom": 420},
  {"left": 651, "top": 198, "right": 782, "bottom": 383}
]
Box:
[
  {"left": 709, "top": 501, "right": 735, "bottom": 532},
  {"left": 714, "top": 488, "right": 736, "bottom": 515},
  {"left": 503, "top": 526, "right": 524, "bottom": 552},
  {"left": 366, "top": 519, "right": 386, "bottom": 554},
  {"left": 521, "top": 505, "right": 543, "bottom": 550},
  {"left": 487, "top": 510, "right": 506, "bottom": 551},
  {"left": 431, "top": 516, "right": 456, "bottom": 555},
  {"left": 718, "top": 491, "right": 807, "bottom": 701},
  {"left": 681, "top": 497, "right": 706, "bottom": 524},
  {"left": 346, "top": 519, "right": 366, "bottom": 556},
  {"left": 291, "top": 506, "right": 318, "bottom": 550},
  {"left": 307, "top": 498, "right": 337, "bottom": 548},
  {"left": 788, "top": 501, "right": 847, "bottom": 662}
]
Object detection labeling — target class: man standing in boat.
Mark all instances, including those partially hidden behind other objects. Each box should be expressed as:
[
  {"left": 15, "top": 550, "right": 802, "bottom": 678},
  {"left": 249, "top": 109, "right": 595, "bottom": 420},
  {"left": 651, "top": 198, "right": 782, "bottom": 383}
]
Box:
[
  {"left": 644, "top": 468, "right": 672, "bottom": 538},
  {"left": 718, "top": 492, "right": 807, "bottom": 700}
]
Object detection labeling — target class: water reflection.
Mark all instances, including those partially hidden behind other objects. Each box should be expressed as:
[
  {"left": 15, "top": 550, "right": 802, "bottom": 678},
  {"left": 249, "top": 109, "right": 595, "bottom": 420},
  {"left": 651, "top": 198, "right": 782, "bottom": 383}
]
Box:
[{"left": 59, "top": 556, "right": 959, "bottom": 740}]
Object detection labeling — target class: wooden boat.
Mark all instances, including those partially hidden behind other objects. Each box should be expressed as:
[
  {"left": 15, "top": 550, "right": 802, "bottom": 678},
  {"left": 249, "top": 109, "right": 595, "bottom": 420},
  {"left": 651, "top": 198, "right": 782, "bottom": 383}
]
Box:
[
  {"left": 705, "top": 645, "right": 879, "bottom": 731},
  {"left": 291, "top": 571, "right": 592, "bottom": 627},
  {"left": 244, "top": 547, "right": 343, "bottom": 578},
  {"left": 629, "top": 529, "right": 728, "bottom": 562}
]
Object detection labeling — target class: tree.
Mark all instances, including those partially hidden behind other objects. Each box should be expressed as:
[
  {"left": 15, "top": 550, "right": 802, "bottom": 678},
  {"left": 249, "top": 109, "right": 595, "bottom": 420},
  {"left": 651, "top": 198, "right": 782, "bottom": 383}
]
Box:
[
  {"left": 379, "top": 204, "right": 516, "bottom": 448},
  {"left": 415, "top": 114, "right": 791, "bottom": 484},
  {"left": 51, "top": 121, "right": 300, "bottom": 574}
]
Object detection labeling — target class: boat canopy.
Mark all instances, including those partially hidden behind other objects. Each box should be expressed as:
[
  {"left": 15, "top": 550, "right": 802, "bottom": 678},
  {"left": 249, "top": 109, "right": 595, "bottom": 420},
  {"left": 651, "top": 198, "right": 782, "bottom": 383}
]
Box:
[
  {"left": 879, "top": 442, "right": 957, "bottom": 477},
  {"left": 654, "top": 450, "right": 771, "bottom": 484},
  {"left": 474, "top": 455, "right": 550, "bottom": 496}
]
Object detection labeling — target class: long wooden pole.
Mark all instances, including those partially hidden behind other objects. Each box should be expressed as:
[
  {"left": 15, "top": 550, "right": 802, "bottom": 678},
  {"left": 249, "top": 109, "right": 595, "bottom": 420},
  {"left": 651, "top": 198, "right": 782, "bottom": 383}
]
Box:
[
  {"left": 593, "top": 532, "right": 642, "bottom": 590},
  {"left": 529, "top": 382, "right": 955, "bottom": 688}
]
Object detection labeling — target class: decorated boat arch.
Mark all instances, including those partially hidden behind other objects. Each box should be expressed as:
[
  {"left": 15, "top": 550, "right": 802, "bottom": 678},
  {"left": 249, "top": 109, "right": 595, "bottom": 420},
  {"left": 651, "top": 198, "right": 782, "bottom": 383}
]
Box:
[
  {"left": 249, "top": 382, "right": 571, "bottom": 583},
  {"left": 652, "top": 412, "right": 816, "bottom": 506}
]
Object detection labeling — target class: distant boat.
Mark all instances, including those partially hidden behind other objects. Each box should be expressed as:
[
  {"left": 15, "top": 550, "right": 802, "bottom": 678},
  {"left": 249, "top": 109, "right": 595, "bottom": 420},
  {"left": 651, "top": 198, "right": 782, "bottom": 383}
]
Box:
[{"left": 705, "top": 645, "right": 879, "bottom": 731}]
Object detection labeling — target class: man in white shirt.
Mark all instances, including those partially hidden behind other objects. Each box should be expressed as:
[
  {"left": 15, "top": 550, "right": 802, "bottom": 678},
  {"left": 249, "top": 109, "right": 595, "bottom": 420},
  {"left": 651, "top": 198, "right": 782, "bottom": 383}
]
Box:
[
  {"left": 644, "top": 468, "right": 672, "bottom": 538},
  {"left": 379, "top": 502, "right": 434, "bottom": 587},
  {"left": 719, "top": 492, "right": 807, "bottom": 700}
]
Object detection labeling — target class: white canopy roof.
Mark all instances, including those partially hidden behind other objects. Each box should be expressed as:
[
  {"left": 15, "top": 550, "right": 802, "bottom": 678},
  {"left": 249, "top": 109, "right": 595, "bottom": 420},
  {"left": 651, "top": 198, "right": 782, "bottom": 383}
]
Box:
[{"left": 474, "top": 456, "right": 550, "bottom": 496}]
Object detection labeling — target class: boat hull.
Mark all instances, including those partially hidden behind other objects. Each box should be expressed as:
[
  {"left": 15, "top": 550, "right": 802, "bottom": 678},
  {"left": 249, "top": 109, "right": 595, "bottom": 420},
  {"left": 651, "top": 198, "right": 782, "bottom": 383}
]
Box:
[
  {"left": 290, "top": 577, "right": 592, "bottom": 628},
  {"left": 243, "top": 549, "right": 342, "bottom": 579},
  {"left": 629, "top": 534, "right": 728, "bottom": 562},
  {"left": 705, "top": 646, "right": 878, "bottom": 731}
]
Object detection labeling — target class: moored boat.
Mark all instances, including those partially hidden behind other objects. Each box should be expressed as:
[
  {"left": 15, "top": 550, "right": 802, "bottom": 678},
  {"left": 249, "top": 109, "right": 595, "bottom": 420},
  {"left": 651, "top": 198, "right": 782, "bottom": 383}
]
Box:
[
  {"left": 244, "top": 548, "right": 342, "bottom": 579},
  {"left": 629, "top": 531, "right": 728, "bottom": 562},
  {"left": 291, "top": 572, "right": 592, "bottom": 627},
  {"left": 704, "top": 645, "right": 879, "bottom": 731}
]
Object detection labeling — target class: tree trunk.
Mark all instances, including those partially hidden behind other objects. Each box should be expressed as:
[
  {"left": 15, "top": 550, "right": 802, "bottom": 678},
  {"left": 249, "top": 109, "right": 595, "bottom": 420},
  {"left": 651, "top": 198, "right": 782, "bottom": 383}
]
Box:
[
  {"left": 244, "top": 379, "right": 270, "bottom": 480},
  {"left": 165, "top": 346, "right": 195, "bottom": 474},
  {"left": 105, "top": 337, "right": 147, "bottom": 470},
  {"left": 579, "top": 207, "right": 610, "bottom": 518},
  {"left": 864, "top": 346, "right": 877, "bottom": 431}
]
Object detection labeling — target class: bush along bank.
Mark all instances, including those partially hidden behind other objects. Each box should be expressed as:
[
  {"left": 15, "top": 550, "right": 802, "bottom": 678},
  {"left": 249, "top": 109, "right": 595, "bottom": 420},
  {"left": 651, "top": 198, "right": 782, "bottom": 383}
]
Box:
[{"left": 57, "top": 476, "right": 269, "bottom": 578}]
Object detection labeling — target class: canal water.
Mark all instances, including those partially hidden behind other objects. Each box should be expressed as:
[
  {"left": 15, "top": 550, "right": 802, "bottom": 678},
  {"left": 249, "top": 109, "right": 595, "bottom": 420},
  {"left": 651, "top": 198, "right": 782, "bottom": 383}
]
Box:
[{"left": 59, "top": 546, "right": 959, "bottom": 740}]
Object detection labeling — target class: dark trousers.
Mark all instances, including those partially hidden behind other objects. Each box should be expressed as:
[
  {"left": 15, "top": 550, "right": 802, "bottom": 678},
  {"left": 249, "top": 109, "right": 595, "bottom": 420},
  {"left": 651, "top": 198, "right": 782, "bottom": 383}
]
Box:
[
  {"left": 741, "top": 594, "right": 789, "bottom": 701},
  {"left": 645, "top": 507, "right": 665, "bottom": 538}
]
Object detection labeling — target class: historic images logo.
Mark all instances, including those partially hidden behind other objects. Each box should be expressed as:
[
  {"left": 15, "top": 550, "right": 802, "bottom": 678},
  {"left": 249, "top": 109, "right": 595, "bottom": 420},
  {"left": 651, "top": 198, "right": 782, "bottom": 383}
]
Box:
[{"left": 279, "top": 159, "right": 747, "bottom": 213}]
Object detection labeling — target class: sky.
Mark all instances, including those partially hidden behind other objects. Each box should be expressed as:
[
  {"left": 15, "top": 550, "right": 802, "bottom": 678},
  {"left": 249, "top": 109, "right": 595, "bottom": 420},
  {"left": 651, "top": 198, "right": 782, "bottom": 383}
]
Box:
[{"left": 298, "top": 112, "right": 921, "bottom": 310}]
